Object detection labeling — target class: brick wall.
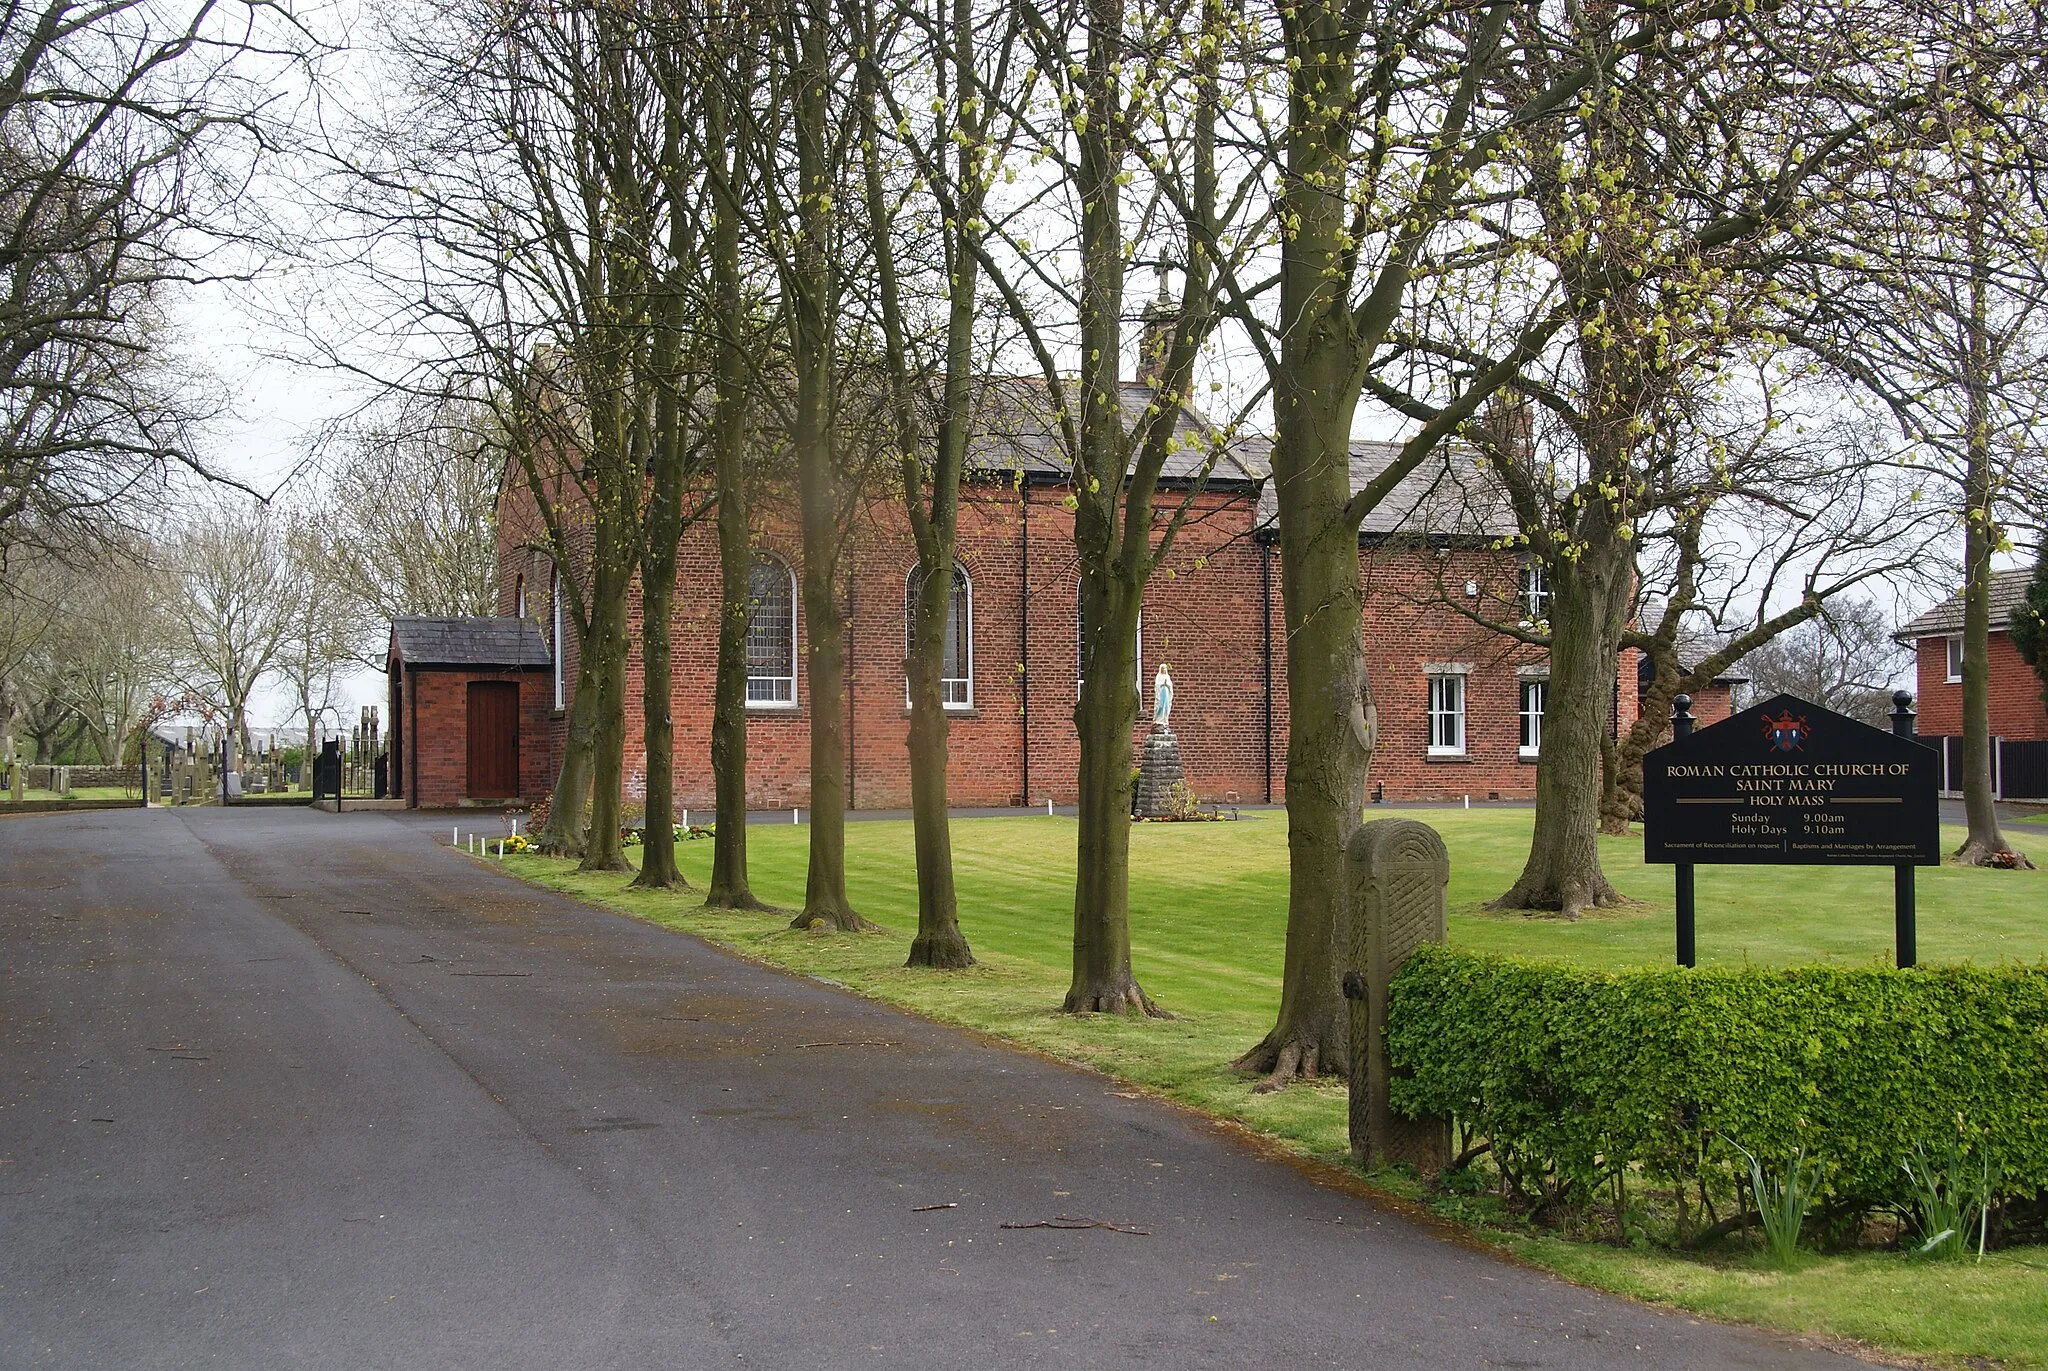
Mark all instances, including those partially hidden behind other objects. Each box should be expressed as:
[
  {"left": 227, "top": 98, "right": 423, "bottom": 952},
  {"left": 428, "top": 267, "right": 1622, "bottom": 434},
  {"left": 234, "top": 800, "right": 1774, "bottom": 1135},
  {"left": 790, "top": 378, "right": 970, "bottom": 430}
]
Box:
[
  {"left": 1914, "top": 632, "right": 2048, "bottom": 742},
  {"left": 562, "top": 477, "right": 1568, "bottom": 811},
  {"left": 401, "top": 667, "right": 554, "bottom": 807}
]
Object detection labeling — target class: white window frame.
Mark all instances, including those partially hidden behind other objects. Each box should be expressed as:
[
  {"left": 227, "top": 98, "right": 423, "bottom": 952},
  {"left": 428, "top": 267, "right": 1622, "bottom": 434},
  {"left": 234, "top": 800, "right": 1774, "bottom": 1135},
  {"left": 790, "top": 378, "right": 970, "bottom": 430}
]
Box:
[
  {"left": 905, "top": 563, "right": 974, "bottom": 711},
  {"left": 1520, "top": 562, "right": 1551, "bottom": 621},
  {"left": 1076, "top": 588, "right": 1142, "bottom": 707},
  {"left": 1945, "top": 633, "right": 1964, "bottom": 684},
  {"left": 1519, "top": 678, "right": 1547, "bottom": 758},
  {"left": 1426, "top": 670, "right": 1467, "bottom": 756},
  {"left": 746, "top": 556, "right": 799, "bottom": 708},
  {"left": 550, "top": 569, "right": 565, "bottom": 710}
]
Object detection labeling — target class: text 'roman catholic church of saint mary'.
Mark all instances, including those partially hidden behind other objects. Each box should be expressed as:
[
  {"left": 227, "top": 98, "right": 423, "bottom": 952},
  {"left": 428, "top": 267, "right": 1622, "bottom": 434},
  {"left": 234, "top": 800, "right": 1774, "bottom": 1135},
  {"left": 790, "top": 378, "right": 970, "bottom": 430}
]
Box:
[{"left": 385, "top": 329, "right": 1714, "bottom": 811}]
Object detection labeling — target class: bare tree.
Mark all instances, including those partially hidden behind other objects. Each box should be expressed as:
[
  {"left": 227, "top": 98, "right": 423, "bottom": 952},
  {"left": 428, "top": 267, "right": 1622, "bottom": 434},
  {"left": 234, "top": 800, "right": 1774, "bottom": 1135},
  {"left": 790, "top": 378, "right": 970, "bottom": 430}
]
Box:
[
  {"left": 277, "top": 511, "right": 359, "bottom": 775},
  {"left": 167, "top": 498, "right": 293, "bottom": 757},
  {"left": 318, "top": 393, "right": 501, "bottom": 632},
  {"left": 1739, "top": 598, "right": 1908, "bottom": 726},
  {"left": 0, "top": 0, "right": 297, "bottom": 556},
  {"left": 0, "top": 537, "right": 172, "bottom": 766},
  {"left": 697, "top": 2, "right": 773, "bottom": 912}
]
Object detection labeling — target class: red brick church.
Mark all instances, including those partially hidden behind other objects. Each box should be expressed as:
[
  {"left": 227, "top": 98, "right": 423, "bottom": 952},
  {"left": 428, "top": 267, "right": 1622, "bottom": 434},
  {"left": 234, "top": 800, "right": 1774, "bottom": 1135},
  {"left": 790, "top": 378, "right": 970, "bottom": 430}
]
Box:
[{"left": 392, "top": 383, "right": 1645, "bottom": 810}]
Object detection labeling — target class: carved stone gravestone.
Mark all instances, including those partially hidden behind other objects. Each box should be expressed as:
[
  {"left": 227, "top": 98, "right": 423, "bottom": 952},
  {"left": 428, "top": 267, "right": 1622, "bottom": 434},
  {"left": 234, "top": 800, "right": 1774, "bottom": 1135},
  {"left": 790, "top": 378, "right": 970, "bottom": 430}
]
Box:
[{"left": 1344, "top": 817, "right": 1450, "bottom": 1172}]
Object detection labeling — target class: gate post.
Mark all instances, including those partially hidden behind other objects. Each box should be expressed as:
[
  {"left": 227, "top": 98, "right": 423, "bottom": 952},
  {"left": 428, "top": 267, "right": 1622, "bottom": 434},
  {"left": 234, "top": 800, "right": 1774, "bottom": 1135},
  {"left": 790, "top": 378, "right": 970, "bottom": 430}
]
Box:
[{"left": 1343, "top": 817, "right": 1450, "bottom": 1173}]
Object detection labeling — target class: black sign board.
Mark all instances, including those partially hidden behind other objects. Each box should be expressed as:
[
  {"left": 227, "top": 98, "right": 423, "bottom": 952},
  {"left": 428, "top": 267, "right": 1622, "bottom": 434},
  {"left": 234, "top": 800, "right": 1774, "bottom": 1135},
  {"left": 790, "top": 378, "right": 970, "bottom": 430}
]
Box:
[{"left": 1644, "top": 693, "right": 1940, "bottom": 867}]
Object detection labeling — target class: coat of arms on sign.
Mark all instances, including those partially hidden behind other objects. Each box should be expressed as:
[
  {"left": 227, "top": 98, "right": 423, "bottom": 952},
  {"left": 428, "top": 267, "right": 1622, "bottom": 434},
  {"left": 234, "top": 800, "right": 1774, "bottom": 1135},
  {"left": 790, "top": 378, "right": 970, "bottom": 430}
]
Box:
[{"left": 1762, "top": 709, "right": 1810, "bottom": 752}]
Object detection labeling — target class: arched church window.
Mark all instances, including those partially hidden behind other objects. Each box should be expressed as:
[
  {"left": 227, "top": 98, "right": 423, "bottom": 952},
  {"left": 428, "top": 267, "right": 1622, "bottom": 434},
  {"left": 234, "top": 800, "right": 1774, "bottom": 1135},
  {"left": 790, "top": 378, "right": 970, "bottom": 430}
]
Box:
[{"left": 746, "top": 555, "right": 797, "bottom": 706}]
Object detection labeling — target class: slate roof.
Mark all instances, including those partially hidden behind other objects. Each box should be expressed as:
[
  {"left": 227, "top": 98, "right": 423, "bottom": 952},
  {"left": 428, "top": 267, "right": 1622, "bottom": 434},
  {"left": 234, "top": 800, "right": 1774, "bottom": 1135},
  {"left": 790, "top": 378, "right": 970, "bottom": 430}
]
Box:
[
  {"left": 1252, "top": 440, "right": 1517, "bottom": 540},
  {"left": 389, "top": 616, "right": 552, "bottom": 669},
  {"left": 964, "top": 378, "right": 1268, "bottom": 485},
  {"left": 1894, "top": 569, "right": 2033, "bottom": 641}
]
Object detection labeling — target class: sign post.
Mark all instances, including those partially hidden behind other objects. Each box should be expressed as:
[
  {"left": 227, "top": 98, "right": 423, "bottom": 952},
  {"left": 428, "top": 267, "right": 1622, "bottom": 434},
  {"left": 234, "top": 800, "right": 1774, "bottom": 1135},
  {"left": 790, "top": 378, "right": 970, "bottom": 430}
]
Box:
[
  {"left": 1890, "top": 690, "right": 1918, "bottom": 968},
  {"left": 1672, "top": 694, "right": 1696, "bottom": 968},
  {"left": 1643, "top": 691, "right": 1939, "bottom": 968}
]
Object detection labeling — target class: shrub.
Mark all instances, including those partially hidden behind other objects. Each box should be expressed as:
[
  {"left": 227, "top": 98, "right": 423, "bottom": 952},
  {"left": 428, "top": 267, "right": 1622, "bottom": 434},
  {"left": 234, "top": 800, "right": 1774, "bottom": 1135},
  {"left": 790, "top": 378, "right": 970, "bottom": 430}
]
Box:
[
  {"left": 1387, "top": 948, "right": 2048, "bottom": 1232},
  {"left": 1900, "top": 1130, "right": 1998, "bottom": 1261},
  {"left": 1732, "top": 1142, "right": 1820, "bottom": 1268}
]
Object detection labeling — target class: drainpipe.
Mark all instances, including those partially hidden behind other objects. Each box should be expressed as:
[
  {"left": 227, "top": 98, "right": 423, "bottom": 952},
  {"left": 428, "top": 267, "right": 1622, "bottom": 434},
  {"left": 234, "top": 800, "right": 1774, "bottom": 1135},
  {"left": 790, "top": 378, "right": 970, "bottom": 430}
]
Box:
[
  {"left": 1260, "top": 537, "right": 1273, "bottom": 804},
  {"left": 1020, "top": 477, "right": 1031, "bottom": 807},
  {"left": 845, "top": 572, "right": 857, "bottom": 811}
]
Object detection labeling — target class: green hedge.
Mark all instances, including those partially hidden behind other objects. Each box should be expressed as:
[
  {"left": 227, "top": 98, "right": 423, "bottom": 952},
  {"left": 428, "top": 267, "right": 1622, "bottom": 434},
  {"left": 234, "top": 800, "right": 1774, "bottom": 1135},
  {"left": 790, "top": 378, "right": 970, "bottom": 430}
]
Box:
[{"left": 1387, "top": 946, "right": 2048, "bottom": 1214}]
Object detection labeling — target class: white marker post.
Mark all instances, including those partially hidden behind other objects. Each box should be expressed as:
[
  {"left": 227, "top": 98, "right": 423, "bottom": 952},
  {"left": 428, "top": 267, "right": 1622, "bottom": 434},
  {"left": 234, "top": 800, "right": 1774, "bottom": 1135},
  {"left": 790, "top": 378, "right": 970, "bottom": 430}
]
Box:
[
  {"left": 452, "top": 825, "right": 459, "bottom": 846},
  {"left": 793, "top": 808, "right": 799, "bottom": 825}
]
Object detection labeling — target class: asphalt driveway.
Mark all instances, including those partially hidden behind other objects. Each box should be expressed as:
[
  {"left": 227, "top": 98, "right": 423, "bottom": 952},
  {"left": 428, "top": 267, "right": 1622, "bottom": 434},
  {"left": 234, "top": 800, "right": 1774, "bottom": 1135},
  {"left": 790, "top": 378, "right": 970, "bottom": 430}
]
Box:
[{"left": 1, "top": 806, "right": 1874, "bottom": 1369}]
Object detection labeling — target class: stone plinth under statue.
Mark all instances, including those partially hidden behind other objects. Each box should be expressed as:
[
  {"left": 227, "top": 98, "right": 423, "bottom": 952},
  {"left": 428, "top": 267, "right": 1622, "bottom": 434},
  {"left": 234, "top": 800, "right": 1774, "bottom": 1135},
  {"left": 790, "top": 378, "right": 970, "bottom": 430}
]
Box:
[{"left": 1135, "top": 726, "right": 1185, "bottom": 818}]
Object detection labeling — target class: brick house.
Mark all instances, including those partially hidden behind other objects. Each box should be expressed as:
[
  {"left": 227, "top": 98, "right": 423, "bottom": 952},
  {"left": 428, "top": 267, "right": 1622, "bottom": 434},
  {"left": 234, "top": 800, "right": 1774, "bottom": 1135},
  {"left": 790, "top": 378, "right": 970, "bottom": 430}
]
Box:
[
  {"left": 387, "top": 617, "right": 556, "bottom": 807},
  {"left": 1895, "top": 569, "right": 2048, "bottom": 800},
  {"left": 484, "top": 370, "right": 1646, "bottom": 811}
]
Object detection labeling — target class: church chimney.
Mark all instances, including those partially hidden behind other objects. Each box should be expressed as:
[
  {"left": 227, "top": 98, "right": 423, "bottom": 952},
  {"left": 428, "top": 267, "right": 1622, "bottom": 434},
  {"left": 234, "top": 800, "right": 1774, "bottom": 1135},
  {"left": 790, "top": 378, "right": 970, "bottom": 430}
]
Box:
[{"left": 1137, "top": 266, "right": 1175, "bottom": 389}]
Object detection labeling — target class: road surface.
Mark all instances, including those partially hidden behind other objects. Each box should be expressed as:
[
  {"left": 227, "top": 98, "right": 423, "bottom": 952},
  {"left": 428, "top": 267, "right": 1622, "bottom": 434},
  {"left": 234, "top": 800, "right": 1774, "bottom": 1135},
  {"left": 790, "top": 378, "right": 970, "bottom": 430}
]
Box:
[{"left": 1, "top": 806, "right": 1872, "bottom": 1369}]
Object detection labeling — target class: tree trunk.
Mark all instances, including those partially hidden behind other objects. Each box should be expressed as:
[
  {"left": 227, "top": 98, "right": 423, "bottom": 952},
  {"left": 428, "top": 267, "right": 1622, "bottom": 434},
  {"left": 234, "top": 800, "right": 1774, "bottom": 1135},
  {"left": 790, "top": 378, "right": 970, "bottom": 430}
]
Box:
[
  {"left": 1059, "top": 0, "right": 1159, "bottom": 1015},
  {"left": 791, "top": 545, "right": 869, "bottom": 929},
  {"left": 883, "top": 0, "right": 979, "bottom": 972},
  {"left": 783, "top": 1, "right": 869, "bottom": 933},
  {"left": 633, "top": 558, "right": 684, "bottom": 890},
  {"left": 904, "top": 610, "right": 972, "bottom": 966},
  {"left": 1234, "top": 0, "right": 1373, "bottom": 1080},
  {"left": 1952, "top": 508, "right": 2022, "bottom": 864},
  {"left": 706, "top": 471, "right": 767, "bottom": 908},
  {"left": 1065, "top": 578, "right": 1154, "bottom": 1013},
  {"left": 902, "top": 557, "right": 972, "bottom": 964},
  {"left": 701, "top": 40, "right": 769, "bottom": 911},
  {"left": 542, "top": 668, "right": 597, "bottom": 857},
  {"left": 1491, "top": 542, "right": 1631, "bottom": 915},
  {"left": 579, "top": 585, "right": 633, "bottom": 873},
  {"left": 1235, "top": 383, "right": 1365, "bottom": 1083}
]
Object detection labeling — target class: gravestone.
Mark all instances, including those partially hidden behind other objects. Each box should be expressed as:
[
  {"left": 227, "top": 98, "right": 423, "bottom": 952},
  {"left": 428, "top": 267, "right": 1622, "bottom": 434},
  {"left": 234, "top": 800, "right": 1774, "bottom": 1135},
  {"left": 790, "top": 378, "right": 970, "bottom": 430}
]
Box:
[
  {"left": 1134, "top": 727, "right": 1186, "bottom": 818},
  {"left": 1344, "top": 817, "right": 1450, "bottom": 1172},
  {"left": 9, "top": 762, "right": 20, "bottom": 802}
]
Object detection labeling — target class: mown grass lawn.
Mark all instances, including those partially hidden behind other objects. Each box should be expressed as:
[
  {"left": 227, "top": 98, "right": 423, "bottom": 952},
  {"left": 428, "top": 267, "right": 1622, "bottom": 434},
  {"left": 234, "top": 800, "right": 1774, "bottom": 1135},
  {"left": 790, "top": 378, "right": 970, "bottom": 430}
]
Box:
[{"left": 498, "top": 807, "right": 2048, "bottom": 1367}]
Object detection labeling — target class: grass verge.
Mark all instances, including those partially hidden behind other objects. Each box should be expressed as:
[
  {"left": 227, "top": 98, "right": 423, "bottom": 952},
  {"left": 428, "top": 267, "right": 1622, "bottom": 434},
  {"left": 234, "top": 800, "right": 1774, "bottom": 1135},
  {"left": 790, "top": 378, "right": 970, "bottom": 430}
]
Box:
[{"left": 493, "top": 809, "right": 2046, "bottom": 1367}]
